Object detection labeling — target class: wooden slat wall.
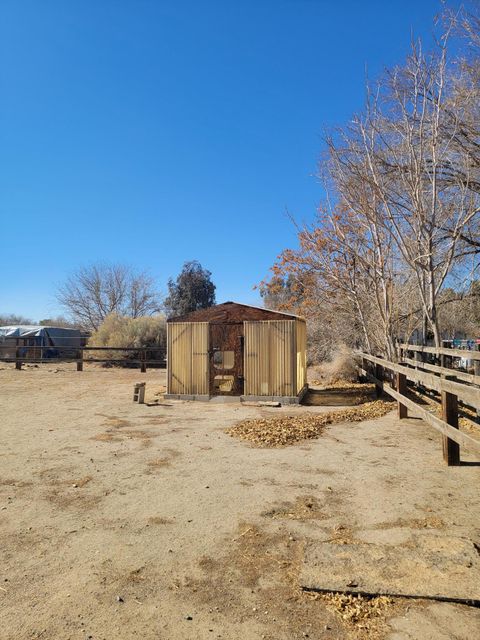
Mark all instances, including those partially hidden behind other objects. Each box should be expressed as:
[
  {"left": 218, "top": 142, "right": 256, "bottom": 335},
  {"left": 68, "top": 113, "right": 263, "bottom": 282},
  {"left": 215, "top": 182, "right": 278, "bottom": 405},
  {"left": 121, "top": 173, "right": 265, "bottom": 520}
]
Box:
[
  {"left": 167, "top": 322, "right": 209, "bottom": 395},
  {"left": 244, "top": 320, "right": 295, "bottom": 396},
  {"left": 296, "top": 319, "right": 307, "bottom": 395}
]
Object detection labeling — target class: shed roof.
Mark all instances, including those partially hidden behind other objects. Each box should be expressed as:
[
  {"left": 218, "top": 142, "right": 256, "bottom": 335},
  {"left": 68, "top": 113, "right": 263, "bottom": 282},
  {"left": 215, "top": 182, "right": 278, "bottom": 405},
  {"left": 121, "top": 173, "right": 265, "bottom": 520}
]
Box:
[{"left": 167, "top": 301, "right": 303, "bottom": 324}]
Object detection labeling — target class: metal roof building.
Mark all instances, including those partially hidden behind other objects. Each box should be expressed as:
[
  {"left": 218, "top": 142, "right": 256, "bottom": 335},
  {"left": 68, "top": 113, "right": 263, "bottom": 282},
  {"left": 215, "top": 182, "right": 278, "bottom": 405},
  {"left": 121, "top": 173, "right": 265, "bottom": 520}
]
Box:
[{"left": 165, "top": 301, "right": 307, "bottom": 403}]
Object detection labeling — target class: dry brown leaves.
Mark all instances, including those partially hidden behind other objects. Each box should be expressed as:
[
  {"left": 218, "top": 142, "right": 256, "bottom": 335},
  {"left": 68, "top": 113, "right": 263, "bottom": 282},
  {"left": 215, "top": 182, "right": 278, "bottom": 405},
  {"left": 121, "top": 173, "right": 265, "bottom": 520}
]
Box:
[
  {"left": 227, "top": 400, "right": 393, "bottom": 447},
  {"left": 315, "top": 592, "right": 395, "bottom": 632}
]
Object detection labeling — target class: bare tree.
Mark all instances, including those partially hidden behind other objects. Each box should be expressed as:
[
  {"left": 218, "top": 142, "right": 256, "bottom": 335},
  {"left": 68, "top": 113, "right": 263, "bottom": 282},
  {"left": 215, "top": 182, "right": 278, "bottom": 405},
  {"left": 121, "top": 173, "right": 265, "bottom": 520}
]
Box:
[
  {"left": 57, "top": 263, "right": 160, "bottom": 330},
  {"left": 327, "top": 26, "right": 480, "bottom": 347},
  {"left": 0, "top": 313, "right": 34, "bottom": 326}
]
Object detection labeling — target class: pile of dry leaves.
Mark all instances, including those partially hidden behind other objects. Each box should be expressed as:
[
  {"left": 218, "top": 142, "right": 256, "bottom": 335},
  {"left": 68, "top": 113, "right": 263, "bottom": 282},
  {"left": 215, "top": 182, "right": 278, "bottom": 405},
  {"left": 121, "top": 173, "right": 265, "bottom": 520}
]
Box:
[
  {"left": 227, "top": 400, "right": 393, "bottom": 447},
  {"left": 318, "top": 592, "right": 395, "bottom": 632}
]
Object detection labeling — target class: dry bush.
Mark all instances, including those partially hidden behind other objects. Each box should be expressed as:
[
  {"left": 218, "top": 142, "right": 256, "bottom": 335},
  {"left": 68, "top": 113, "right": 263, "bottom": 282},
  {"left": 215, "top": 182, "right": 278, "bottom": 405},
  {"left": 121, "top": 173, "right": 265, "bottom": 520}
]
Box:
[
  {"left": 88, "top": 313, "right": 166, "bottom": 365},
  {"left": 314, "top": 344, "right": 358, "bottom": 385}
]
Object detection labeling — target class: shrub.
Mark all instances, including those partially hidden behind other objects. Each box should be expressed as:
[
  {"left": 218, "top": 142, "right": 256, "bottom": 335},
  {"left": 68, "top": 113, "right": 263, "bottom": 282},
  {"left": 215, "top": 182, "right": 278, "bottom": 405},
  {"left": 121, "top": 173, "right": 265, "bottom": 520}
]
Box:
[
  {"left": 313, "top": 343, "right": 358, "bottom": 384},
  {"left": 88, "top": 313, "right": 166, "bottom": 366}
]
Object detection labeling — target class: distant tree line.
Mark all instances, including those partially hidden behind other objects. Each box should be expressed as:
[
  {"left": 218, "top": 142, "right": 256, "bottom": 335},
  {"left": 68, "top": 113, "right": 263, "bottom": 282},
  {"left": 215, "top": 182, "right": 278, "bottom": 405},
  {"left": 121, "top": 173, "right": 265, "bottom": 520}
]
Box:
[{"left": 1, "top": 261, "right": 216, "bottom": 361}]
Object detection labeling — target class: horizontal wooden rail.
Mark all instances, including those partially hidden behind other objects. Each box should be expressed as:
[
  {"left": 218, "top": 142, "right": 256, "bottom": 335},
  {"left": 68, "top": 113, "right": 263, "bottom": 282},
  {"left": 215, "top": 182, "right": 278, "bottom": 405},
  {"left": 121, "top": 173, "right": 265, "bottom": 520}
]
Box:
[
  {"left": 399, "top": 343, "right": 480, "bottom": 361},
  {"left": 364, "top": 353, "right": 480, "bottom": 409},
  {"left": 0, "top": 358, "right": 166, "bottom": 365},
  {"left": 0, "top": 344, "right": 166, "bottom": 373},
  {"left": 359, "top": 351, "right": 480, "bottom": 466},
  {"left": 360, "top": 366, "right": 480, "bottom": 454},
  {"left": 0, "top": 346, "right": 164, "bottom": 352},
  {"left": 401, "top": 356, "right": 480, "bottom": 386}
]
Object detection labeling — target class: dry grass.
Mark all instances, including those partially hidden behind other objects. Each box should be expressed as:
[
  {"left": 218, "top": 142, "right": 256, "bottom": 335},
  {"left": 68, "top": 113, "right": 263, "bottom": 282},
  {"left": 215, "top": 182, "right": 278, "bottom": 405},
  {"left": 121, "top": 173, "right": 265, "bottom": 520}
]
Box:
[
  {"left": 262, "top": 496, "right": 328, "bottom": 521},
  {"left": 92, "top": 428, "right": 157, "bottom": 446},
  {"left": 312, "top": 345, "right": 359, "bottom": 385},
  {"left": 227, "top": 400, "right": 393, "bottom": 447},
  {"left": 91, "top": 432, "right": 122, "bottom": 442},
  {"left": 148, "top": 516, "right": 174, "bottom": 525},
  {"left": 188, "top": 522, "right": 402, "bottom": 640},
  {"left": 376, "top": 516, "right": 445, "bottom": 530}
]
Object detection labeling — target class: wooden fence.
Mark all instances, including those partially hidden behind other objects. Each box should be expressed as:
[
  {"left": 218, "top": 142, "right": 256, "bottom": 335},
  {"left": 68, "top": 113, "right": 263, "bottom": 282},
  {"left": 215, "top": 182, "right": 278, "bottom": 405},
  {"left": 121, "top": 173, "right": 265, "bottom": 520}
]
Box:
[
  {"left": 0, "top": 345, "right": 166, "bottom": 373},
  {"left": 359, "top": 345, "right": 480, "bottom": 466}
]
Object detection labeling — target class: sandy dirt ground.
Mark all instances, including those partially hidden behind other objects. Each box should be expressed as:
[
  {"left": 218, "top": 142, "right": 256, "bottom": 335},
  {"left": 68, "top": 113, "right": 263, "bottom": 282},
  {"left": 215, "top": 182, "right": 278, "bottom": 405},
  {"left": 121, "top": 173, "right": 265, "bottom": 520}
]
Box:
[{"left": 1, "top": 364, "right": 479, "bottom": 640}]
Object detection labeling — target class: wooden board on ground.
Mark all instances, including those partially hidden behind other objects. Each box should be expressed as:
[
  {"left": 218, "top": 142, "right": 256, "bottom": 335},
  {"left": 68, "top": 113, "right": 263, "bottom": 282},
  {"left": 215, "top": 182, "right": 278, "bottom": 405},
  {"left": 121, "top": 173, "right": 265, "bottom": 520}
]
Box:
[{"left": 300, "top": 538, "right": 480, "bottom": 603}]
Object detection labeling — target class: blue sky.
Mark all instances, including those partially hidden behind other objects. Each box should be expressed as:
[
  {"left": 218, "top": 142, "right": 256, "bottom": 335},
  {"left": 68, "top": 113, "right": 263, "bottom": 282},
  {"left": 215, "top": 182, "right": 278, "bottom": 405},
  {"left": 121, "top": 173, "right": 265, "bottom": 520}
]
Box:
[{"left": 0, "top": 0, "right": 455, "bottom": 321}]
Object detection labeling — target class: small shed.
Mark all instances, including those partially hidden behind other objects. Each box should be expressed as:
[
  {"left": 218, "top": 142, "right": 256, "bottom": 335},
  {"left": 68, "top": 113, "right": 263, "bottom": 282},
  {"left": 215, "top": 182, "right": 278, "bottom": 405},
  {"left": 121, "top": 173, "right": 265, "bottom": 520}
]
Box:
[{"left": 166, "top": 302, "right": 307, "bottom": 403}]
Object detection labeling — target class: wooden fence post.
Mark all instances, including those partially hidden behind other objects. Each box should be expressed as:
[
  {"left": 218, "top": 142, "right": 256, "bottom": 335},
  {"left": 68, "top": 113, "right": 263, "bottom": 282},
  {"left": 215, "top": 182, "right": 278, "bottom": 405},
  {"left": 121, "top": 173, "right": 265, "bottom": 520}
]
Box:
[
  {"left": 375, "top": 363, "right": 383, "bottom": 398},
  {"left": 141, "top": 349, "right": 147, "bottom": 373},
  {"left": 441, "top": 375, "right": 460, "bottom": 466},
  {"left": 76, "top": 349, "right": 83, "bottom": 372},
  {"left": 396, "top": 370, "right": 408, "bottom": 419},
  {"left": 15, "top": 346, "right": 22, "bottom": 370},
  {"left": 474, "top": 345, "right": 480, "bottom": 418}
]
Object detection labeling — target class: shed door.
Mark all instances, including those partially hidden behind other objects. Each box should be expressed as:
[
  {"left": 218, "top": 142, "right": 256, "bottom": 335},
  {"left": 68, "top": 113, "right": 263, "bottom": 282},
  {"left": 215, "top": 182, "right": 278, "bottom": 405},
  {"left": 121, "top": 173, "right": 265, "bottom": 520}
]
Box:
[{"left": 209, "top": 323, "right": 244, "bottom": 396}]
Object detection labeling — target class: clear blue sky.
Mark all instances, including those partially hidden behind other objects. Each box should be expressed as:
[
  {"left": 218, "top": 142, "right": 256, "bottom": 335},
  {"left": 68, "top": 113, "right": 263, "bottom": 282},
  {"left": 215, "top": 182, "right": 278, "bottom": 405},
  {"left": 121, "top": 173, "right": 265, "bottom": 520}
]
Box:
[{"left": 0, "top": 0, "right": 455, "bottom": 321}]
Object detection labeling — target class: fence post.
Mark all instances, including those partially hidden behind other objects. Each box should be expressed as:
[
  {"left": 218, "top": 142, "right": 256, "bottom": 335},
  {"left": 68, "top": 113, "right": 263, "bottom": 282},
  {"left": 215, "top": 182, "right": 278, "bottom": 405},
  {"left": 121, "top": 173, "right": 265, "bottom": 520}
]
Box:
[
  {"left": 474, "top": 345, "right": 480, "bottom": 418},
  {"left": 141, "top": 349, "right": 147, "bottom": 373},
  {"left": 441, "top": 375, "right": 460, "bottom": 466},
  {"left": 76, "top": 349, "right": 83, "bottom": 372},
  {"left": 375, "top": 362, "right": 383, "bottom": 398},
  {"left": 15, "top": 347, "right": 22, "bottom": 370},
  {"left": 396, "top": 370, "right": 408, "bottom": 419}
]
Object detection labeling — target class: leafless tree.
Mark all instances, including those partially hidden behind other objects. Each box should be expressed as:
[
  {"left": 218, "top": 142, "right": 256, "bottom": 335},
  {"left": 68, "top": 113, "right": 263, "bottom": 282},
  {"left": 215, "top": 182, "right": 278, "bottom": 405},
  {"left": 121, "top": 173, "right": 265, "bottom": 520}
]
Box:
[
  {"left": 57, "top": 263, "right": 161, "bottom": 330},
  {"left": 265, "top": 8, "right": 480, "bottom": 360}
]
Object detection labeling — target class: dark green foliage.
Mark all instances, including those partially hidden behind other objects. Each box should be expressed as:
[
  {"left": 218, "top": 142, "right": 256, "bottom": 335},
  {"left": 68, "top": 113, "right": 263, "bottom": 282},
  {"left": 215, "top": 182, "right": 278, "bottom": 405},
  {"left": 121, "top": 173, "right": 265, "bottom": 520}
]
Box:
[{"left": 164, "top": 261, "right": 216, "bottom": 318}]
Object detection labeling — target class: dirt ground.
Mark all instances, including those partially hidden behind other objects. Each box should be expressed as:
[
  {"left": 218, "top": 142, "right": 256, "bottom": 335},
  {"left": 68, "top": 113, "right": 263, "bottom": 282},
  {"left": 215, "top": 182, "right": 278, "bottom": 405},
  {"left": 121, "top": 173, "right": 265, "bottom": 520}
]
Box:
[{"left": 1, "top": 364, "right": 479, "bottom": 640}]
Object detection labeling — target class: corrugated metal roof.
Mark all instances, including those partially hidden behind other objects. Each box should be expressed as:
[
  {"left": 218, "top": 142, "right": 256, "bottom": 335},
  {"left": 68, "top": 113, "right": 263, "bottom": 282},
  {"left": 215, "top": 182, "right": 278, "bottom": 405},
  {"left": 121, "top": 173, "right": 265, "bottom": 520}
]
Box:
[{"left": 167, "top": 301, "right": 304, "bottom": 323}]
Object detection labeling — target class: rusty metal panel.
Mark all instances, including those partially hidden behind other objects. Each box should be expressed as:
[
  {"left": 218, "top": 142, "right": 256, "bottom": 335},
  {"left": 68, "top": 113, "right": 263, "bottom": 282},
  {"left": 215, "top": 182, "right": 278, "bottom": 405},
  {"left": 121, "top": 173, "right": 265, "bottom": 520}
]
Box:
[
  {"left": 209, "top": 323, "right": 244, "bottom": 396},
  {"left": 295, "top": 319, "right": 307, "bottom": 394},
  {"left": 168, "top": 301, "right": 302, "bottom": 324},
  {"left": 244, "top": 320, "right": 295, "bottom": 396},
  {"left": 167, "top": 322, "right": 209, "bottom": 395}
]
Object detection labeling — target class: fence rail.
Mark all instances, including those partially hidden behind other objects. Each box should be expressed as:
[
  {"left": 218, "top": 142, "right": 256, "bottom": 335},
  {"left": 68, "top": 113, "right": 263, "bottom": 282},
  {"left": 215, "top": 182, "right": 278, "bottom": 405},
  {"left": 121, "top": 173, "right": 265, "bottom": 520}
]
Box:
[
  {"left": 0, "top": 345, "right": 166, "bottom": 373},
  {"left": 359, "top": 350, "right": 480, "bottom": 466},
  {"left": 399, "top": 342, "right": 480, "bottom": 361}
]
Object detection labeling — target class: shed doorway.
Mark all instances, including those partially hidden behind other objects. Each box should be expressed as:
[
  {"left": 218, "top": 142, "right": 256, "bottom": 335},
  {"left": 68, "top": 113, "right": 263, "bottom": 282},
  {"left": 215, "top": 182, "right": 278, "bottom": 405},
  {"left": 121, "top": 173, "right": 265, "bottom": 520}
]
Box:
[{"left": 209, "top": 323, "right": 244, "bottom": 396}]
